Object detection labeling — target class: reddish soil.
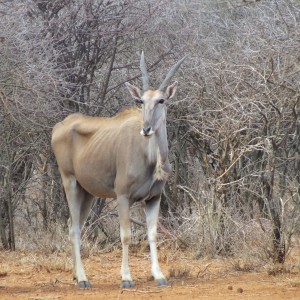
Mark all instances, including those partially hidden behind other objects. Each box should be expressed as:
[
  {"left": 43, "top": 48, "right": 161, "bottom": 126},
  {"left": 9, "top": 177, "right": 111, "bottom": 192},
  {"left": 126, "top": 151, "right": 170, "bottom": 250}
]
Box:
[{"left": 1, "top": 249, "right": 300, "bottom": 300}]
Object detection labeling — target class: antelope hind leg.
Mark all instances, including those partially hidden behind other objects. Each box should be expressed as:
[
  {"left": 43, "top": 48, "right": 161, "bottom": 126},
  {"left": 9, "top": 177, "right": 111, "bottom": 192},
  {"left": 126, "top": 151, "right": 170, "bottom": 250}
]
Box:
[{"left": 63, "top": 175, "right": 93, "bottom": 289}]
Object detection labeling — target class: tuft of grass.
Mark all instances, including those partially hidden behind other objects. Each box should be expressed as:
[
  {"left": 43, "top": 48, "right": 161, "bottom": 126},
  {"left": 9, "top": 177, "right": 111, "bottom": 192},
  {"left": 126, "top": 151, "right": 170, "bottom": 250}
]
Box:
[
  {"left": 23, "top": 253, "right": 73, "bottom": 273},
  {"left": 168, "top": 265, "right": 191, "bottom": 279},
  {"left": 266, "top": 263, "right": 291, "bottom": 276},
  {"left": 36, "top": 257, "right": 72, "bottom": 273},
  {"left": 285, "top": 277, "right": 300, "bottom": 287},
  {"left": 230, "top": 259, "right": 257, "bottom": 272}
]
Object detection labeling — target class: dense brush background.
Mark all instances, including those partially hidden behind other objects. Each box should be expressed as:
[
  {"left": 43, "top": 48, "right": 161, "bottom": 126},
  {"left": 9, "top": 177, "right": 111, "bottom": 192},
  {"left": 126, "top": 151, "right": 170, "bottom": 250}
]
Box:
[{"left": 1, "top": 0, "right": 300, "bottom": 269}]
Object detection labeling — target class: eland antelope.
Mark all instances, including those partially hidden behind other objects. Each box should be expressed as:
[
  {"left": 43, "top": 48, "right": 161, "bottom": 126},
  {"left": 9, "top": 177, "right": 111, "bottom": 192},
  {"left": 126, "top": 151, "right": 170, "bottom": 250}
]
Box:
[{"left": 51, "top": 52, "right": 185, "bottom": 289}]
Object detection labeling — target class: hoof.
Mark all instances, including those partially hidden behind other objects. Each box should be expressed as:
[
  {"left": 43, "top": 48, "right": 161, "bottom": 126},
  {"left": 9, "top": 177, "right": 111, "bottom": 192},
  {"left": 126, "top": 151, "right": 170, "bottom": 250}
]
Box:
[
  {"left": 121, "top": 280, "right": 135, "bottom": 289},
  {"left": 77, "top": 281, "right": 92, "bottom": 289},
  {"left": 156, "top": 278, "right": 168, "bottom": 286}
]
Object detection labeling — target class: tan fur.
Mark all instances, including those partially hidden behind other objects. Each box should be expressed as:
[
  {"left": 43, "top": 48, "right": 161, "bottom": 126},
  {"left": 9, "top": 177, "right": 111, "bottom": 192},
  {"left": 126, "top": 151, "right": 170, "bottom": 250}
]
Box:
[
  {"left": 143, "top": 90, "right": 163, "bottom": 98},
  {"left": 51, "top": 107, "right": 169, "bottom": 200}
]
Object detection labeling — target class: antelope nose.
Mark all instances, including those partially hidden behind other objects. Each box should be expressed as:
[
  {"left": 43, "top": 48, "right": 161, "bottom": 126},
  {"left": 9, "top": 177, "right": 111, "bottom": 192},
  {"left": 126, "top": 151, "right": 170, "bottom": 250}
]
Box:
[{"left": 143, "top": 127, "right": 151, "bottom": 135}]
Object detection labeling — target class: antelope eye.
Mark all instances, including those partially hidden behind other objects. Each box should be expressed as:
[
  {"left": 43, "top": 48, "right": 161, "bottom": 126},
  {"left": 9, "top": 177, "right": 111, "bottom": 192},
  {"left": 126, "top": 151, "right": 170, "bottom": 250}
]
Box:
[
  {"left": 158, "top": 99, "right": 165, "bottom": 104},
  {"left": 135, "top": 99, "right": 143, "bottom": 105}
]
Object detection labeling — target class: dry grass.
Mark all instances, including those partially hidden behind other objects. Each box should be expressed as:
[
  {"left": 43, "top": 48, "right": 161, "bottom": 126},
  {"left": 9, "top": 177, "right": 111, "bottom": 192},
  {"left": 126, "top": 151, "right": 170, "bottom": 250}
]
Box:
[
  {"left": 265, "top": 262, "right": 300, "bottom": 276},
  {"left": 18, "top": 252, "right": 72, "bottom": 273},
  {"left": 229, "top": 259, "right": 259, "bottom": 272},
  {"left": 33, "top": 255, "right": 73, "bottom": 273},
  {"left": 168, "top": 265, "right": 191, "bottom": 279},
  {"left": 284, "top": 276, "right": 300, "bottom": 288}
]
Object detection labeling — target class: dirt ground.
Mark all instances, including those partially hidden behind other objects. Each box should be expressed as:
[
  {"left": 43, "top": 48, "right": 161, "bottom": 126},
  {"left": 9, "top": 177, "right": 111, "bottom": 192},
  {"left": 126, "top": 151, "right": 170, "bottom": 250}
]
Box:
[{"left": 1, "top": 249, "right": 300, "bottom": 300}]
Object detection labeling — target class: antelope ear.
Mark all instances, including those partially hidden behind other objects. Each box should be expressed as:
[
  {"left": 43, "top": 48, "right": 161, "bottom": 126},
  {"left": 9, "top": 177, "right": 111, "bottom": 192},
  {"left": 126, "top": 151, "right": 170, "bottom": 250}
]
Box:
[
  {"left": 166, "top": 81, "right": 178, "bottom": 99},
  {"left": 125, "top": 82, "right": 142, "bottom": 100}
]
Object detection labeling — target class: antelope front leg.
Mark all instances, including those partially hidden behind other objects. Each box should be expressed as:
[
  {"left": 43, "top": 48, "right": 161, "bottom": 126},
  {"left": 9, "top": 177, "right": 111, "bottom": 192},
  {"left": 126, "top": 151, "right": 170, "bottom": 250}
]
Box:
[
  {"left": 145, "top": 197, "right": 168, "bottom": 286},
  {"left": 117, "top": 196, "right": 134, "bottom": 288}
]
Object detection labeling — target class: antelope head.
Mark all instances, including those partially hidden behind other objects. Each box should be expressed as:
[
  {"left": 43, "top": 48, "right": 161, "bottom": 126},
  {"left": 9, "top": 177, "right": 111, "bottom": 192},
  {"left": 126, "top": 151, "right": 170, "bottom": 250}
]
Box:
[{"left": 126, "top": 52, "right": 186, "bottom": 137}]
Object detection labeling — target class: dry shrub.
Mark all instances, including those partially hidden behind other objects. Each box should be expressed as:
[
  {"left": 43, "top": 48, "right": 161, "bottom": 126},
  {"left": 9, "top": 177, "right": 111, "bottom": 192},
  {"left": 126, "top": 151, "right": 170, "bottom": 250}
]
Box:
[
  {"left": 15, "top": 221, "right": 70, "bottom": 253},
  {"left": 158, "top": 199, "right": 287, "bottom": 271}
]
